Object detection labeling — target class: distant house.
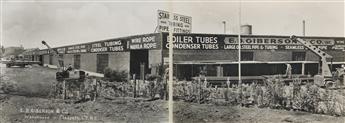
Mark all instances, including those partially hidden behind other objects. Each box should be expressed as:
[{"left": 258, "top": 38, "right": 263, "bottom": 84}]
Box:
[{"left": 2, "top": 46, "right": 25, "bottom": 58}]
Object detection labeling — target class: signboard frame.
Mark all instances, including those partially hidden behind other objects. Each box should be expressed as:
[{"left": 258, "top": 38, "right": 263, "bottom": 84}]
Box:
[{"left": 157, "top": 10, "right": 192, "bottom": 33}]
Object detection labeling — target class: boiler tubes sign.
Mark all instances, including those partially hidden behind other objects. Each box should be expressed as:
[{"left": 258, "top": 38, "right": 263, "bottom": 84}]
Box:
[{"left": 165, "top": 35, "right": 220, "bottom": 50}]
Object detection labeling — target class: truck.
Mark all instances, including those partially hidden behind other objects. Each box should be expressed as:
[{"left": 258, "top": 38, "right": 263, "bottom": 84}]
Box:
[{"left": 1, "top": 55, "right": 40, "bottom": 68}]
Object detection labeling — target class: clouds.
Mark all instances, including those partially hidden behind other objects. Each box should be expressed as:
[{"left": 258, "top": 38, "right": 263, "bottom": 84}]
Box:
[{"left": 2, "top": 2, "right": 344, "bottom": 49}]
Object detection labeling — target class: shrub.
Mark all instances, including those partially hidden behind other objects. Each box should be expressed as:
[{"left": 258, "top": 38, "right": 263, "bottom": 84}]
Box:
[
  {"left": 146, "top": 74, "right": 161, "bottom": 81},
  {"left": 103, "top": 67, "right": 128, "bottom": 82},
  {"left": 0, "top": 80, "right": 18, "bottom": 94}
]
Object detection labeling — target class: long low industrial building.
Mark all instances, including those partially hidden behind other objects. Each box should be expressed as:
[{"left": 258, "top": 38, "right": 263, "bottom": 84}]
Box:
[{"left": 23, "top": 32, "right": 345, "bottom": 80}]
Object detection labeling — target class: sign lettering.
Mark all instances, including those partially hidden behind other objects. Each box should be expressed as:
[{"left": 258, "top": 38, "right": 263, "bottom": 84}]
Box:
[
  {"left": 162, "top": 33, "right": 344, "bottom": 50},
  {"left": 158, "top": 10, "right": 192, "bottom": 33},
  {"left": 165, "top": 35, "right": 219, "bottom": 50},
  {"left": 90, "top": 40, "right": 125, "bottom": 53},
  {"left": 129, "top": 36, "right": 158, "bottom": 50},
  {"left": 66, "top": 45, "right": 87, "bottom": 54}
]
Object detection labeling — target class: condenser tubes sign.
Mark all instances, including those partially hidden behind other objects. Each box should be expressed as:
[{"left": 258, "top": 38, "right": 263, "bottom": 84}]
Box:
[{"left": 157, "top": 10, "right": 192, "bottom": 33}]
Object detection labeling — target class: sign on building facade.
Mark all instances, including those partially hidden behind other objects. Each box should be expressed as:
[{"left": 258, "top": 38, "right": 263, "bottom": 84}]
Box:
[{"left": 162, "top": 33, "right": 345, "bottom": 51}]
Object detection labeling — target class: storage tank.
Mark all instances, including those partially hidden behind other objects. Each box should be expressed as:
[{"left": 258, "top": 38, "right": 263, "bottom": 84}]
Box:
[{"left": 241, "top": 24, "right": 252, "bottom": 35}]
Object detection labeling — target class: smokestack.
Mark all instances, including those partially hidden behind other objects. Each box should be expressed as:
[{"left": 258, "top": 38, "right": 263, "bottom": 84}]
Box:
[
  {"left": 240, "top": 24, "right": 252, "bottom": 35},
  {"left": 303, "top": 20, "right": 306, "bottom": 36},
  {"left": 222, "top": 21, "right": 226, "bottom": 34}
]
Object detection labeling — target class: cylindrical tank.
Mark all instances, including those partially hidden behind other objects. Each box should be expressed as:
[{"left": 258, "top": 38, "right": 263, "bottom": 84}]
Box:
[{"left": 241, "top": 24, "right": 252, "bottom": 35}]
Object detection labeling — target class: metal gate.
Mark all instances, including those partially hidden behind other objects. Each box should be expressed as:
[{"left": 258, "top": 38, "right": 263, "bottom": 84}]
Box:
[
  {"left": 97, "top": 54, "right": 109, "bottom": 73},
  {"left": 74, "top": 54, "right": 81, "bottom": 69}
]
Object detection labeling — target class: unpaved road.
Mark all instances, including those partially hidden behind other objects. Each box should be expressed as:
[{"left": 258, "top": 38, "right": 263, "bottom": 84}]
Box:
[{"left": 0, "top": 64, "right": 168, "bottom": 123}]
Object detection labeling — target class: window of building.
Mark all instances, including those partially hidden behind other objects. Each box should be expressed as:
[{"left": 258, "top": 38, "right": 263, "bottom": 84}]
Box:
[
  {"left": 292, "top": 52, "right": 306, "bottom": 61},
  {"left": 97, "top": 54, "right": 109, "bottom": 73},
  {"left": 241, "top": 52, "right": 254, "bottom": 61}
]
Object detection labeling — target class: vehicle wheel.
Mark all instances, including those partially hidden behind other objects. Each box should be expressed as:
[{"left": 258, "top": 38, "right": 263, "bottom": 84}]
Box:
[
  {"left": 325, "top": 81, "right": 334, "bottom": 88},
  {"left": 6, "top": 64, "right": 11, "bottom": 68}
]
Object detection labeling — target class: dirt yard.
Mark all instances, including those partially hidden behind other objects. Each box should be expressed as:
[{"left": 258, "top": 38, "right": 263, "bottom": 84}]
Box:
[
  {"left": 0, "top": 64, "right": 168, "bottom": 123},
  {"left": 1, "top": 63, "right": 344, "bottom": 123},
  {"left": 174, "top": 101, "right": 345, "bottom": 123}
]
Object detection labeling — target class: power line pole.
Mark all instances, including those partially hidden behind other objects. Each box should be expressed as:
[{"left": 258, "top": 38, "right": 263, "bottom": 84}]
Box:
[
  {"left": 238, "top": 0, "right": 242, "bottom": 105},
  {"left": 168, "top": 4, "right": 174, "bottom": 123}
]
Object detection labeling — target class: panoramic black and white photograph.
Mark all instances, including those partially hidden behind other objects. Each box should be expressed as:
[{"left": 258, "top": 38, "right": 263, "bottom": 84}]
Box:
[{"left": 0, "top": 0, "right": 344, "bottom": 123}]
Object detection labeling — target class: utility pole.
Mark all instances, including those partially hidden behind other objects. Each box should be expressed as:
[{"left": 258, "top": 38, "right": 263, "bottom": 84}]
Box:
[
  {"left": 238, "top": 0, "right": 242, "bottom": 105},
  {"left": 168, "top": 4, "right": 174, "bottom": 123}
]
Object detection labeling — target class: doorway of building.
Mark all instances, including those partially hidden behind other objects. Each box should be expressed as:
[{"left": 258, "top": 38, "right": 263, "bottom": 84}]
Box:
[
  {"left": 130, "top": 50, "right": 149, "bottom": 79},
  {"left": 49, "top": 55, "right": 53, "bottom": 65},
  {"left": 39, "top": 55, "right": 43, "bottom": 66},
  {"left": 96, "top": 54, "right": 109, "bottom": 73},
  {"left": 74, "top": 54, "right": 81, "bottom": 69}
]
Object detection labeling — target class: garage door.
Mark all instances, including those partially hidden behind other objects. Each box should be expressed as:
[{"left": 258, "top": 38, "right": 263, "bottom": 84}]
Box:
[{"left": 97, "top": 54, "right": 109, "bottom": 73}]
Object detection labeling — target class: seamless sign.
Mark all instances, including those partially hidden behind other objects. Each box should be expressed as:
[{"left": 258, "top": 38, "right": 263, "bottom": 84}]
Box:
[{"left": 157, "top": 10, "right": 192, "bottom": 33}]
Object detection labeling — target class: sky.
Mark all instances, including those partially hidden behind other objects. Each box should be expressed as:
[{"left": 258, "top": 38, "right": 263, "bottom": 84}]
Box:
[{"left": 1, "top": 0, "right": 344, "bottom": 49}]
